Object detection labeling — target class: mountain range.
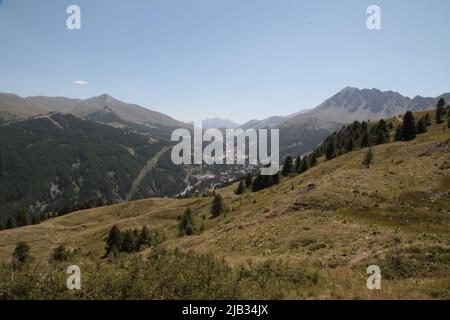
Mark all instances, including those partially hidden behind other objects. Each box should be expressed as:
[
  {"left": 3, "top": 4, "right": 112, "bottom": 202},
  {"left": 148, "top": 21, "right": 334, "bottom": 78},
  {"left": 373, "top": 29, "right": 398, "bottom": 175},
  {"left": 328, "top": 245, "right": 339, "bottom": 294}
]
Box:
[
  {"left": 0, "top": 93, "right": 188, "bottom": 140},
  {"left": 201, "top": 118, "right": 240, "bottom": 130},
  {"left": 0, "top": 86, "right": 447, "bottom": 223},
  {"left": 296, "top": 87, "right": 450, "bottom": 123}
]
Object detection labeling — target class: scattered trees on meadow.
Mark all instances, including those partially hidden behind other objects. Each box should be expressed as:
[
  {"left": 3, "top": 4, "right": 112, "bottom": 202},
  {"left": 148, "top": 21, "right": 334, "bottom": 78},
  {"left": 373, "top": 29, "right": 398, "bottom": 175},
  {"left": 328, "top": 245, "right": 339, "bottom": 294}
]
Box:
[
  {"left": 252, "top": 171, "right": 280, "bottom": 192},
  {"left": 1, "top": 209, "right": 43, "bottom": 231},
  {"left": 104, "top": 224, "right": 160, "bottom": 259}
]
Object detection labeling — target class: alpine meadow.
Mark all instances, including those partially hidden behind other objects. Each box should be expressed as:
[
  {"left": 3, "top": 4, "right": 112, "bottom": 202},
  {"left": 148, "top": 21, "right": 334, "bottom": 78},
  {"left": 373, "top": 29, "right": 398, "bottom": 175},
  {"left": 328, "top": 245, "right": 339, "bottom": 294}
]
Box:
[{"left": 0, "top": 0, "right": 449, "bottom": 305}]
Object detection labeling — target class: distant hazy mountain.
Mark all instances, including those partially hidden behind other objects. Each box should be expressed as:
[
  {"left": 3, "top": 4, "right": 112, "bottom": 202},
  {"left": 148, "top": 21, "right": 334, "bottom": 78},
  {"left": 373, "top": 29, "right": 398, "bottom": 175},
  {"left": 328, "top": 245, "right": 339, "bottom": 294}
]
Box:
[
  {"left": 276, "top": 117, "right": 342, "bottom": 157},
  {"left": 287, "top": 108, "right": 313, "bottom": 118},
  {"left": 297, "top": 87, "right": 449, "bottom": 123},
  {"left": 0, "top": 93, "right": 49, "bottom": 123},
  {"left": 202, "top": 118, "right": 240, "bottom": 129},
  {"left": 0, "top": 93, "right": 189, "bottom": 139},
  {"left": 240, "top": 116, "right": 286, "bottom": 130}
]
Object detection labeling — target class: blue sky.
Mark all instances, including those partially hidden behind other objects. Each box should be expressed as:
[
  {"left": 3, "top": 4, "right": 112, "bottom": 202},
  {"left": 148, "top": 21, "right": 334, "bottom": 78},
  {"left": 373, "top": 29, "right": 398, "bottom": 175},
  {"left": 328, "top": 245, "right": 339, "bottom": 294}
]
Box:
[{"left": 0, "top": 0, "right": 449, "bottom": 123}]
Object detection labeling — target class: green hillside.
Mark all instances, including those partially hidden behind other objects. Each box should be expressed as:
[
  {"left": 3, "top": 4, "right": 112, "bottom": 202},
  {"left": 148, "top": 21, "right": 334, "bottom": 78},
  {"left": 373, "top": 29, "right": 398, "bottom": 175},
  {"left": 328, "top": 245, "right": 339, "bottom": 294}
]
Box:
[
  {"left": 0, "top": 108, "right": 449, "bottom": 299},
  {"left": 0, "top": 113, "right": 187, "bottom": 224}
]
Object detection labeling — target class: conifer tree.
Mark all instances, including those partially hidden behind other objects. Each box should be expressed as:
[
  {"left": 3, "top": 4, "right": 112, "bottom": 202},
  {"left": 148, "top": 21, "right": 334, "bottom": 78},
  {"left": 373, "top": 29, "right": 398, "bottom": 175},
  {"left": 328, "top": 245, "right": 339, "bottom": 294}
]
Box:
[
  {"left": 272, "top": 171, "right": 280, "bottom": 185},
  {"left": 252, "top": 174, "right": 264, "bottom": 192},
  {"left": 12, "top": 241, "right": 32, "bottom": 269},
  {"left": 6, "top": 217, "right": 16, "bottom": 230},
  {"left": 244, "top": 173, "right": 253, "bottom": 188},
  {"left": 325, "top": 136, "right": 336, "bottom": 160},
  {"left": 282, "top": 156, "right": 294, "bottom": 177},
  {"left": 401, "top": 111, "right": 416, "bottom": 141},
  {"left": 31, "top": 215, "right": 41, "bottom": 225},
  {"left": 16, "top": 209, "right": 30, "bottom": 227},
  {"left": 179, "top": 208, "right": 194, "bottom": 236},
  {"left": 424, "top": 113, "right": 431, "bottom": 126},
  {"left": 376, "top": 130, "right": 387, "bottom": 144},
  {"left": 235, "top": 179, "right": 245, "bottom": 195},
  {"left": 436, "top": 98, "right": 446, "bottom": 124},
  {"left": 211, "top": 194, "right": 223, "bottom": 218},
  {"left": 51, "top": 245, "right": 71, "bottom": 262},
  {"left": 121, "top": 230, "right": 136, "bottom": 253},
  {"left": 309, "top": 152, "right": 317, "bottom": 167},
  {"left": 361, "top": 130, "right": 370, "bottom": 148},
  {"left": 416, "top": 117, "right": 427, "bottom": 134},
  {"left": 394, "top": 125, "right": 403, "bottom": 141},
  {"left": 295, "top": 155, "right": 301, "bottom": 173},
  {"left": 376, "top": 119, "right": 389, "bottom": 143},
  {"left": 299, "top": 157, "right": 309, "bottom": 174},
  {"left": 362, "top": 147, "right": 374, "bottom": 169},
  {"left": 137, "top": 225, "right": 152, "bottom": 249},
  {"left": 346, "top": 138, "right": 354, "bottom": 152},
  {"left": 105, "top": 225, "right": 122, "bottom": 256}
]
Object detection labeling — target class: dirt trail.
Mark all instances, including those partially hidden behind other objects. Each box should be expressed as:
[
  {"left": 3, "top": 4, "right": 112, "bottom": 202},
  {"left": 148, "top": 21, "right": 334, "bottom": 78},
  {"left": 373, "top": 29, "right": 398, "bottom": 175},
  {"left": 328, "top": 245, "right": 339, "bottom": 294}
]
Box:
[{"left": 126, "top": 146, "right": 170, "bottom": 201}]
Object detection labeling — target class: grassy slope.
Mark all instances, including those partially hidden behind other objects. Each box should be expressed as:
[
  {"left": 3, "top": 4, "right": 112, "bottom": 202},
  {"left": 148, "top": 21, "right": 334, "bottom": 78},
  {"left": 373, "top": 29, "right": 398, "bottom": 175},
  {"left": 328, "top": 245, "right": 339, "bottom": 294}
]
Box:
[{"left": 0, "top": 109, "right": 449, "bottom": 299}]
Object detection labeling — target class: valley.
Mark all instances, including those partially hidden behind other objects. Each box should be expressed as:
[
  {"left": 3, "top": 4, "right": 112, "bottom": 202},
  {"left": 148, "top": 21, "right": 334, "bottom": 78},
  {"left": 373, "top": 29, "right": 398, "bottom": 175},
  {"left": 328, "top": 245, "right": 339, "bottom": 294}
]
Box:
[{"left": 0, "top": 107, "right": 449, "bottom": 299}]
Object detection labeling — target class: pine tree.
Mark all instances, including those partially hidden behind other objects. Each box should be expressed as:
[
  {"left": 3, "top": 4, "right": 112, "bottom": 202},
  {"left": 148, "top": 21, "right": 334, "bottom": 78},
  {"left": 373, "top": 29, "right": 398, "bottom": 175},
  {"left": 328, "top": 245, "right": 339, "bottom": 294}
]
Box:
[
  {"left": 282, "top": 156, "right": 294, "bottom": 177},
  {"left": 309, "top": 152, "right": 317, "bottom": 167},
  {"left": 436, "top": 98, "right": 446, "bottom": 124},
  {"left": 394, "top": 125, "right": 403, "bottom": 141},
  {"left": 121, "top": 230, "right": 136, "bottom": 253},
  {"left": 424, "top": 113, "right": 431, "bottom": 126},
  {"left": 299, "top": 157, "right": 309, "bottom": 173},
  {"left": 361, "top": 130, "right": 370, "bottom": 148},
  {"left": 105, "top": 225, "right": 122, "bottom": 256},
  {"left": 376, "top": 119, "right": 389, "bottom": 144},
  {"left": 137, "top": 225, "right": 152, "bottom": 249},
  {"left": 12, "top": 241, "right": 32, "bottom": 268},
  {"left": 376, "top": 130, "right": 387, "bottom": 144},
  {"left": 294, "top": 155, "right": 301, "bottom": 173},
  {"left": 235, "top": 180, "right": 245, "bottom": 195},
  {"left": 252, "top": 174, "right": 264, "bottom": 192},
  {"left": 346, "top": 138, "right": 355, "bottom": 152},
  {"left": 244, "top": 173, "right": 253, "bottom": 188},
  {"left": 325, "top": 136, "right": 336, "bottom": 160},
  {"left": 6, "top": 217, "right": 16, "bottom": 229},
  {"left": 211, "top": 194, "right": 223, "bottom": 218},
  {"left": 179, "top": 208, "right": 194, "bottom": 236},
  {"left": 16, "top": 209, "right": 30, "bottom": 227},
  {"left": 51, "top": 245, "right": 71, "bottom": 262},
  {"left": 272, "top": 171, "right": 280, "bottom": 185},
  {"left": 31, "top": 215, "right": 41, "bottom": 225},
  {"left": 362, "top": 147, "right": 374, "bottom": 169},
  {"left": 401, "top": 111, "right": 416, "bottom": 141},
  {"left": 416, "top": 117, "right": 427, "bottom": 134}
]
